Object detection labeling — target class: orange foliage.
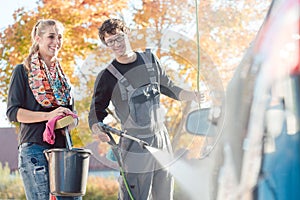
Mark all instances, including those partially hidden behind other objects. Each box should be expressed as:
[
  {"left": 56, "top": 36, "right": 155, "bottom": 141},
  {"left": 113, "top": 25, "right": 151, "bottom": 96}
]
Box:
[
  {"left": 0, "top": 0, "right": 272, "bottom": 149},
  {"left": 0, "top": 0, "right": 127, "bottom": 98}
]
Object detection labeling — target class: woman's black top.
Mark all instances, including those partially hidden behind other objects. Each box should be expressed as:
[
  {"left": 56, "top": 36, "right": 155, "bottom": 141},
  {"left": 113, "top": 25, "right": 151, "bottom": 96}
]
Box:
[{"left": 6, "top": 64, "right": 72, "bottom": 148}]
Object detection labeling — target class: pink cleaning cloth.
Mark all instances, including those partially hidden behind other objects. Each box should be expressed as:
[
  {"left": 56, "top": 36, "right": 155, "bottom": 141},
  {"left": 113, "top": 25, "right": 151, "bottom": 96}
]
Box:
[{"left": 43, "top": 112, "right": 78, "bottom": 145}]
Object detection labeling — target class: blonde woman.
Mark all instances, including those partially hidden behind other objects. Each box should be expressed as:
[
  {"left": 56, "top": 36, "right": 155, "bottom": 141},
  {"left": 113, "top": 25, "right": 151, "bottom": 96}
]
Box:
[{"left": 6, "top": 19, "right": 80, "bottom": 200}]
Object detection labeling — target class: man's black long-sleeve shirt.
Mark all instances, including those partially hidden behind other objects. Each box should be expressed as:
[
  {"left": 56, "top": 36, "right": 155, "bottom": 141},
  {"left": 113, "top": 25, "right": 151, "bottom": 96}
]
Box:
[{"left": 88, "top": 52, "right": 183, "bottom": 128}]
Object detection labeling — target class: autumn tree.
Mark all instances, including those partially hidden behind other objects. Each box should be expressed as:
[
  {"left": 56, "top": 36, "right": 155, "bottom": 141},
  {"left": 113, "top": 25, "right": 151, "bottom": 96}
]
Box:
[
  {"left": 123, "top": 0, "right": 271, "bottom": 154},
  {"left": 73, "top": 0, "right": 272, "bottom": 153},
  {"left": 0, "top": 0, "right": 272, "bottom": 153},
  {"left": 0, "top": 0, "right": 127, "bottom": 99},
  {"left": 0, "top": 0, "right": 128, "bottom": 146}
]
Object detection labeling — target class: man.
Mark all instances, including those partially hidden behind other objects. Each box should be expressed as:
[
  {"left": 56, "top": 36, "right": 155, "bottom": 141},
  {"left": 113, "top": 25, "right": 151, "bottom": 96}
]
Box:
[{"left": 88, "top": 18, "right": 200, "bottom": 200}]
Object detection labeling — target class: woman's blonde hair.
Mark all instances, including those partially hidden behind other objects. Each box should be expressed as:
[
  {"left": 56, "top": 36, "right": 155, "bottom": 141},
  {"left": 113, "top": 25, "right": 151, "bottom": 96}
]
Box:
[{"left": 23, "top": 19, "right": 64, "bottom": 70}]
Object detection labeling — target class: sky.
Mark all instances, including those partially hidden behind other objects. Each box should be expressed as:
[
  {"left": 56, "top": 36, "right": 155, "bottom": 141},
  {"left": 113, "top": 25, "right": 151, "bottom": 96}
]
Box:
[
  {"left": 0, "top": 0, "right": 38, "bottom": 127},
  {"left": 0, "top": 0, "right": 38, "bottom": 30}
]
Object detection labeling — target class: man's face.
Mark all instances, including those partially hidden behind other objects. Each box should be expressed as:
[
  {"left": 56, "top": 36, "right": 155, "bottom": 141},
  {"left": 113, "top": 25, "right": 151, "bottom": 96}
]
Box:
[{"left": 104, "top": 29, "right": 129, "bottom": 57}]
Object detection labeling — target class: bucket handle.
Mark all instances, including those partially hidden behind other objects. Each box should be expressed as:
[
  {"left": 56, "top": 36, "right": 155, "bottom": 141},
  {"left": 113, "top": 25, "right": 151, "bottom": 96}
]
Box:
[
  {"left": 44, "top": 150, "right": 49, "bottom": 161},
  {"left": 65, "top": 127, "right": 73, "bottom": 150}
]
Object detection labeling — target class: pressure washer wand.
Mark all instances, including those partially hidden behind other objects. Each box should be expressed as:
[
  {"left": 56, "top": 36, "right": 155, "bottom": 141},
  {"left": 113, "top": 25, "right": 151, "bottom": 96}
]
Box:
[
  {"left": 121, "top": 133, "right": 149, "bottom": 149},
  {"left": 97, "top": 122, "right": 149, "bottom": 149}
]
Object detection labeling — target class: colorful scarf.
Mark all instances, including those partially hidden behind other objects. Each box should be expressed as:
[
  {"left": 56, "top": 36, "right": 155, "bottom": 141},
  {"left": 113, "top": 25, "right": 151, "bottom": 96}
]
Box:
[{"left": 28, "top": 53, "right": 71, "bottom": 108}]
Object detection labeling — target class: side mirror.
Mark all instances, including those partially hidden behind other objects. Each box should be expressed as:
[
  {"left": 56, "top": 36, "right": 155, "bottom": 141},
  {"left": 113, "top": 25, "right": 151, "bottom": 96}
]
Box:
[{"left": 186, "top": 107, "right": 220, "bottom": 136}]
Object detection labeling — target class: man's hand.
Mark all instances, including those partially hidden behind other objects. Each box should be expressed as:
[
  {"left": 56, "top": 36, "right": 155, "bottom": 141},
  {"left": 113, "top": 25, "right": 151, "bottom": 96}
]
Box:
[
  {"left": 193, "top": 91, "right": 206, "bottom": 103},
  {"left": 178, "top": 90, "right": 205, "bottom": 103},
  {"left": 92, "top": 123, "right": 111, "bottom": 142}
]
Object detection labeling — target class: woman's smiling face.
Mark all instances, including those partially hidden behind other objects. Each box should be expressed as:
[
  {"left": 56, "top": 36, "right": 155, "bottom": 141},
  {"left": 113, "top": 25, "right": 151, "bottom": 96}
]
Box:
[{"left": 36, "top": 25, "right": 63, "bottom": 61}]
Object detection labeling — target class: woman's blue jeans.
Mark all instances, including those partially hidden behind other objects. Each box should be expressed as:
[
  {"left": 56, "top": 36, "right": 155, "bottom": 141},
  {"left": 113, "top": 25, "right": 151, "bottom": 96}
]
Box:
[{"left": 18, "top": 143, "right": 82, "bottom": 200}]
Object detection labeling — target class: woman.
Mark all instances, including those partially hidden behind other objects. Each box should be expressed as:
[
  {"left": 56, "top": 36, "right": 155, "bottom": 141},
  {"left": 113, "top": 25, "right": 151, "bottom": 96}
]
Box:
[{"left": 6, "top": 19, "right": 80, "bottom": 200}]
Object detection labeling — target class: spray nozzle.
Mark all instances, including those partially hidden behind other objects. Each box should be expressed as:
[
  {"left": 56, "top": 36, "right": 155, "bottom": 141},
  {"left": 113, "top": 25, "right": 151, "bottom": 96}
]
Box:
[{"left": 139, "top": 140, "right": 149, "bottom": 149}]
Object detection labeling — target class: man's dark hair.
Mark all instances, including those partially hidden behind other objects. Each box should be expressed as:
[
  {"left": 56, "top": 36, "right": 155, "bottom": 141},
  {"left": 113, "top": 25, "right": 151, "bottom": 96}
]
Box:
[{"left": 98, "top": 18, "right": 129, "bottom": 45}]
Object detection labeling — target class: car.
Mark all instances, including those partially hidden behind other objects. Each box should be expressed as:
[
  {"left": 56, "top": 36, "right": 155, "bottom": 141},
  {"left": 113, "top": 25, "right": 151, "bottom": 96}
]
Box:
[{"left": 185, "top": 0, "right": 300, "bottom": 199}]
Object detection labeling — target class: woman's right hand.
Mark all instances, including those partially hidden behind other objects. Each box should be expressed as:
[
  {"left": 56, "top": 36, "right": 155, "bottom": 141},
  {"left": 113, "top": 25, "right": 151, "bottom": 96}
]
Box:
[
  {"left": 47, "top": 107, "right": 72, "bottom": 120},
  {"left": 92, "top": 123, "right": 111, "bottom": 142},
  {"left": 16, "top": 107, "right": 72, "bottom": 123}
]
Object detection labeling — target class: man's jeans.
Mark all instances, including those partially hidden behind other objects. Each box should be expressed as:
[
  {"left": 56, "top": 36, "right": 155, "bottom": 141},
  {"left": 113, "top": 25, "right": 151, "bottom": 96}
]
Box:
[{"left": 18, "top": 143, "right": 82, "bottom": 200}]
